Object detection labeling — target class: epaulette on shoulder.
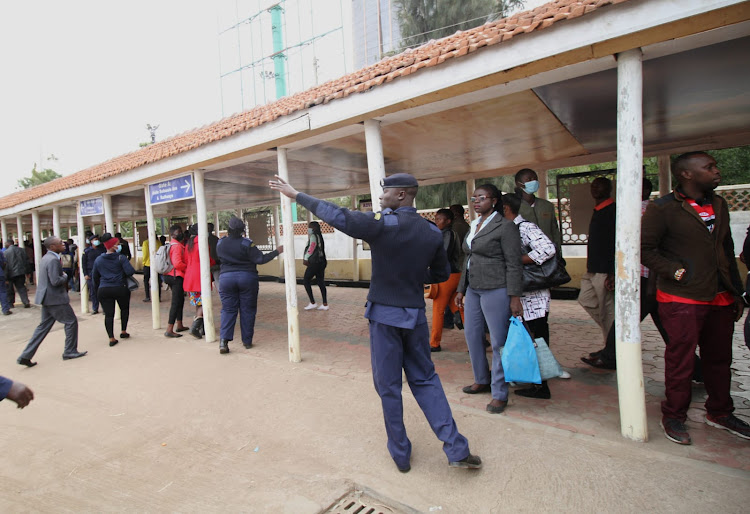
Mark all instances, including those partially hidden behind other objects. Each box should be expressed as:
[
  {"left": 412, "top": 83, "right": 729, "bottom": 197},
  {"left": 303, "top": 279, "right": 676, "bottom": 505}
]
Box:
[
  {"left": 374, "top": 213, "right": 382, "bottom": 221},
  {"left": 241, "top": 239, "right": 253, "bottom": 248}
]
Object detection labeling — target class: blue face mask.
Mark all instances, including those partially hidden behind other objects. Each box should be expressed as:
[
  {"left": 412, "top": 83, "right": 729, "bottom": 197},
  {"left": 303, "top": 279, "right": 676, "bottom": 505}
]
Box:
[
  {"left": 522, "top": 180, "right": 540, "bottom": 194},
  {"left": 116, "top": 244, "right": 122, "bottom": 253},
  {"left": 92, "top": 240, "right": 101, "bottom": 247}
]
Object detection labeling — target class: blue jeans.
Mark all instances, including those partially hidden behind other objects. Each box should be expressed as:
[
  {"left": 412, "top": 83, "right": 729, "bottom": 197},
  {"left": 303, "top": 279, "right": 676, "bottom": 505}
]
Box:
[
  {"left": 463, "top": 286, "right": 511, "bottom": 401},
  {"left": 219, "top": 271, "right": 259, "bottom": 345}
]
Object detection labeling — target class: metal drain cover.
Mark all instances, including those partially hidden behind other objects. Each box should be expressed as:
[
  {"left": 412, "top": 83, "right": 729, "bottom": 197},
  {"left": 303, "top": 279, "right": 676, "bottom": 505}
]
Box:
[{"left": 324, "top": 489, "right": 403, "bottom": 514}]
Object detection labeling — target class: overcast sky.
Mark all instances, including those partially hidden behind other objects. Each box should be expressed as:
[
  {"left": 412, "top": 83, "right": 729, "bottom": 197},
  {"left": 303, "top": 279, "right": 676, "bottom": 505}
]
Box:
[{"left": 0, "top": 0, "right": 545, "bottom": 192}]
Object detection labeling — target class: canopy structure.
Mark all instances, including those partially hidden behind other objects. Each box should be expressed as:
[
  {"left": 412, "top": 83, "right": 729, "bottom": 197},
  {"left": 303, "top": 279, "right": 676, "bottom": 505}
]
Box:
[{"left": 1, "top": 0, "right": 748, "bottom": 441}]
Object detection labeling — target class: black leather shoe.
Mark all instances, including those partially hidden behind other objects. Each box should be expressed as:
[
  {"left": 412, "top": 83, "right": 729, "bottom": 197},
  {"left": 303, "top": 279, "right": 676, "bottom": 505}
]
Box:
[
  {"left": 219, "top": 339, "right": 229, "bottom": 354},
  {"left": 514, "top": 384, "right": 551, "bottom": 400},
  {"left": 62, "top": 351, "right": 88, "bottom": 360},
  {"left": 449, "top": 453, "right": 482, "bottom": 469},
  {"left": 243, "top": 342, "right": 253, "bottom": 349},
  {"left": 462, "top": 383, "right": 490, "bottom": 394},
  {"left": 175, "top": 326, "right": 189, "bottom": 333},
  {"left": 397, "top": 463, "right": 411, "bottom": 473},
  {"left": 17, "top": 357, "right": 37, "bottom": 367},
  {"left": 24, "top": 304, "right": 31, "bottom": 308},
  {"left": 164, "top": 331, "right": 183, "bottom": 338},
  {"left": 190, "top": 318, "right": 204, "bottom": 339},
  {"left": 119, "top": 333, "right": 130, "bottom": 339},
  {"left": 3, "top": 310, "right": 12, "bottom": 315},
  {"left": 109, "top": 339, "right": 119, "bottom": 347},
  {"left": 143, "top": 297, "right": 151, "bottom": 303},
  {"left": 581, "top": 356, "right": 616, "bottom": 370},
  {"left": 91, "top": 310, "right": 99, "bottom": 314},
  {"left": 430, "top": 345, "right": 442, "bottom": 352}
]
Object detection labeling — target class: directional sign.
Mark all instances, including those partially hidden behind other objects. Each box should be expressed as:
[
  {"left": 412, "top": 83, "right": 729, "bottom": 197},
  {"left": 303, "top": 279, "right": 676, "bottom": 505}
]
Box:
[
  {"left": 148, "top": 173, "right": 195, "bottom": 205},
  {"left": 79, "top": 198, "right": 104, "bottom": 217}
]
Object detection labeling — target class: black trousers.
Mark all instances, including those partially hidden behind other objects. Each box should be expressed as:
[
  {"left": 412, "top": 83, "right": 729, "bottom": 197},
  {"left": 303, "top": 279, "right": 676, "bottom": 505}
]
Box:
[
  {"left": 164, "top": 275, "right": 184, "bottom": 324},
  {"left": 303, "top": 262, "right": 327, "bottom": 304},
  {"left": 142, "top": 266, "right": 162, "bottom": 299},
  {"left": 6, "top": 275, "right": 29, "bottom": 306},
  {"left": 98, "top": 286, "right": 131, "bottom": 338}
]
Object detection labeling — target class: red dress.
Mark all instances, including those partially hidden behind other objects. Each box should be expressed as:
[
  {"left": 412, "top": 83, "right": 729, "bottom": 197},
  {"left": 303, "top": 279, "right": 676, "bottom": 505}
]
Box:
[{"left": 183, "top": 237, "right": 214, "bottom": 293}]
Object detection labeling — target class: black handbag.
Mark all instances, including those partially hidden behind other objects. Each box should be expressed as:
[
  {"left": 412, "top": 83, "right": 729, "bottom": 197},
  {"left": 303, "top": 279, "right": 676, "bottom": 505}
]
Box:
[
  {"left": 522, "top": 254, "right": 571, "bottom": 292},
  {"left": 126, "top": 275, "right": 139, "bottom": 291}
]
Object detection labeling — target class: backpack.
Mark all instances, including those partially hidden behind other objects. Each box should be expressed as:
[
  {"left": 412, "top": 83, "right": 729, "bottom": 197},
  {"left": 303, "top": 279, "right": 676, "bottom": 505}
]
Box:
[{"left": 152, "top": 243, "right": 174, "bottom": 274}]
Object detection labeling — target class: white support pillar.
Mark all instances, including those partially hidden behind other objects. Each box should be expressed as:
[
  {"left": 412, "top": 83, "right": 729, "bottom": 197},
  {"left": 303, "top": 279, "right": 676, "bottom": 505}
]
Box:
[
  {"left": 144, "top": 186, "right": 160, "bottom": 329},
  {"left": 16, "top": 216, "right": 25, "bottom": 248},
  {"left": 351, "top": 195, "right": 359, "bottom": 281},
  {"left": 273, "top": 206, "right": 283, "bottom": 278},
  {"left": 76, "top": 203, "right": 89, "bottom": 313},
  {"left": 131, "top": 220, "right": 138, "bottom": 268},
  {"left": 52, "top": 206, "right": 61, "bottom": 237},
  {"left": 465, "top": 179, "right": 477, "bottom": 221},
  {"left": 615, "top": 48, "right": 647, "bottom": 442},
  {"left": 657, "top": 155, "right": 671, "bottom": 197},
  {"left": 277, "top": 148, "right": 301, "bottom": 363},
  {"left": 364, "top": 119, "right": 387, "bottom": 208},
  {"left": 538, "top": 170, "right": 549, "bottom": 200},
  {"left": 31, "top": 211, "right": 41, "bottom": 287},
  {"left": 1, "top": 219, "right": 7, "bottom": 245},
  {"left": 194, "top": 170, "right": 216, "bottom": 343},
  {"left": 103, "top": 194, "right": 115, "bottom": 234}
]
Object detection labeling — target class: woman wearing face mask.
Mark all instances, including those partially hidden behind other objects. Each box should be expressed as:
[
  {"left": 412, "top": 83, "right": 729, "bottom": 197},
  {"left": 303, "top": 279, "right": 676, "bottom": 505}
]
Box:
[
  {"left": 92, "top": 233, "right": 136, "bottom": 346},
  {"left": 183, "top": 224, "right": 215, "bottom": 338},
  {"left": 302, "top": 221, "right": 328, "bottom": 311},
  {"left": 163, "top": 225, "right": 189, "bottom": 338},
  {"left": 82, "top": 234, "right": 106, "bottom": 314},
  {"left": 455, "top": 184, "right": 524, "bottom": 414},
  {"left": 514, "top": 168, "right": 562, "bottom": 252}
]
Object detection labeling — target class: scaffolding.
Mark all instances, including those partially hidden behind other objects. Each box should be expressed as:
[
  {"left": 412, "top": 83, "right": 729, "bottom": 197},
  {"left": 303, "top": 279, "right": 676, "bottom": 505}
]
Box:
[{"left": 217, "top": 0, "right": 350, "bottom": 116}]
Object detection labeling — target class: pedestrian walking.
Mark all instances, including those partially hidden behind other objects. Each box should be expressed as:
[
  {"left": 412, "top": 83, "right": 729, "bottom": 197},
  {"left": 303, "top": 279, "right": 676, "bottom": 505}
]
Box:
[
  {"left": 4, "top": 238, "right": 31, "bottom": 308},
  {"left": 215, "top": 216, "right": 283, "bottom": 353},
  {"left": 92, "top": 233, "right": 135, "bottom": 347},
  {"left": 82, "top": 234, "right": 105, "bottom": 314},
  {"left": 163, "top": 225, "right": 188, "bottom": 338},
  {"left": 302, "top": 221, "right": 328, "bottom": 311},
  {"left": 270, "top": 172, "right": 482, "bottom": 473},
  {"left": 17, "top": 236, "right": 87, "bottom": 366},
  {"left": 0, "top": 250, "right": 14, "bottom": 315}
]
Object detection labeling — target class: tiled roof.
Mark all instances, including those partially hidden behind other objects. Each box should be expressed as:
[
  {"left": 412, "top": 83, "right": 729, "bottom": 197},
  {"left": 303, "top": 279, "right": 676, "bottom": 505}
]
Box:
[{"left": 1, "top": 0, "right": 629, "bottom": 211}]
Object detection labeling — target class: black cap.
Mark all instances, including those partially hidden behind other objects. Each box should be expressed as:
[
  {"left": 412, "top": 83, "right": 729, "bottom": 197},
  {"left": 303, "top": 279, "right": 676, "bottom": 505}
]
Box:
[
  {"left": 380, "top": 173, "right": 419, "bottom": 189},
  {"left": 228, "top": 217, "right": 245, "bottom": 231}
]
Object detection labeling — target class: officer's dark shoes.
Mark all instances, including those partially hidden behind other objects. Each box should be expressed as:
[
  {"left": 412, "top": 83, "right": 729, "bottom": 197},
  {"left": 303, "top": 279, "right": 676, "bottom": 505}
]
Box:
[
  {"left": 449, "top": 453, "right": 482, "bottom": 470},
  {"left": 243, "top": 342, "right": 253, "bottom": 349},
  {"left": 430, "top": 345, "right": 442, "bottom": 353},
  {"left": 462, "top": 383, "right": 490, "bottom": 394},
  {"left": 397, "top": 463, "right": 411, "bottom": 473},
  {"left": 219, "top": 339, "right": 229, "bottom": 354},
  {"left": 17, "top": 357, "right": 37, "bottom": 367}
]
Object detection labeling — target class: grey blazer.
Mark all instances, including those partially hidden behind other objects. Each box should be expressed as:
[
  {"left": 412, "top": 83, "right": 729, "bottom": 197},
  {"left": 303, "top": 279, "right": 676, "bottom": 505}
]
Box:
[
  {"left": 34, "top": 252, "right": 70, "bottom": 306},
  {"left": 458, "top": 214, "right": 524, "bottom": 296}
]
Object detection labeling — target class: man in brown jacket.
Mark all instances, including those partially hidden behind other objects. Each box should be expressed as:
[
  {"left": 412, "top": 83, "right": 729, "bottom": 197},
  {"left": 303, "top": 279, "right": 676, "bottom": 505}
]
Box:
[{"left": 642, "top": 151, "right": 750, "bottom": 444}]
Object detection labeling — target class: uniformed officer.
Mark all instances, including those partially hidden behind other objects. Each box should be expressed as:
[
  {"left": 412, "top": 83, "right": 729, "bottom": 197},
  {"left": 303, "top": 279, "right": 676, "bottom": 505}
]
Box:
[
  {"left": 270, "top": 173, "right": 481, "bottom": 473},
  {"left": 82, "top": 234, "right": 105, "bottom": 314},
  {"left": 215, "top": 216, "right": 284, "bottom": 354}
]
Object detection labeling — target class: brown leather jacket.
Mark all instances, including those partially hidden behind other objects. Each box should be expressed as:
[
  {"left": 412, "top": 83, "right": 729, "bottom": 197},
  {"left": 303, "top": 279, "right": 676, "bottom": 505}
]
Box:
[{"left": 641, "top": 190, "right": 742, "bottom": 302}]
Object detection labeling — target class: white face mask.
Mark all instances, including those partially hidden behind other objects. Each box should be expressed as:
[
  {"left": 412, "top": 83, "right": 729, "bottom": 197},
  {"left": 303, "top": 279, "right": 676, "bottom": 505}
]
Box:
[{"left": 307, "top": 228, "right": 314, "bottom": 235}]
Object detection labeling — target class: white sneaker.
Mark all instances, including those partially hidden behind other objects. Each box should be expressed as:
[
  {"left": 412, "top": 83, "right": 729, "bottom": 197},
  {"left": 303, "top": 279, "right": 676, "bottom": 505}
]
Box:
[
  {"left": 559, "top": 371, "right": 571, "bottom": 379},
  {"left": 317, "top": 304, "right": 329, "bottom": 311},
  {"left": 304, "top": 303, "right": 318, "bottom": 310}
]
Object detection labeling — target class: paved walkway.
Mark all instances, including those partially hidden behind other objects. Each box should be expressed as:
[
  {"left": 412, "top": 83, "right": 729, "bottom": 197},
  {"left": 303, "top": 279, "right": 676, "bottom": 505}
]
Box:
[
  {"left": 1, "top": 279, "right": 749, "bottom": 512},
  {"left": 129, "top": 279, "right": 750, "bottom": 470}
]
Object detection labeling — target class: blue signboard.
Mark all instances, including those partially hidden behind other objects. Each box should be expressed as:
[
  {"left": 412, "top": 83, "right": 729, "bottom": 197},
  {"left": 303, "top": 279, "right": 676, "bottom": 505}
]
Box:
[
  {"left": 148, "top": 173, "right": 195, "bottom": 205},
  {"left": 80, "top": 198, "right": 104, "bottom": 217}
]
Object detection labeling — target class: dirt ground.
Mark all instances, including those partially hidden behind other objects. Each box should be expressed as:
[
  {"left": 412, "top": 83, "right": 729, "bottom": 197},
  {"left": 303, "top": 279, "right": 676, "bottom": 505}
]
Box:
[{"left": 1, "top": 283, "right": 749, "bottom": 513}]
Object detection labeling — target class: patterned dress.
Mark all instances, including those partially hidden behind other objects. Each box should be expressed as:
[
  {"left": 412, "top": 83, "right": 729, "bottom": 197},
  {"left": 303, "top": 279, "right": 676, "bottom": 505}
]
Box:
[{"left": 514, "top": 215, "right": 556, "bottom": 320}]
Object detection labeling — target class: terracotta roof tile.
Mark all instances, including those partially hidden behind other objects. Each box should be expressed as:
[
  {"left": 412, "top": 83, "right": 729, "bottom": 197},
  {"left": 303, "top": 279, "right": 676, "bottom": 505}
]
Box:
[{"left": 0, "top": 0, "right": 629, "bottom": 211}]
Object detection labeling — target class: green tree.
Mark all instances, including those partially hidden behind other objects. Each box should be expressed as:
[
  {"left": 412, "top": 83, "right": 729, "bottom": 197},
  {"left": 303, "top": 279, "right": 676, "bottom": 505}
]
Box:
[
  {"left": 395, "top": 0, "right": 524, "bottom": 49},
  {"left": 18, "top": 164, "right": 62, "bottom": 189}
]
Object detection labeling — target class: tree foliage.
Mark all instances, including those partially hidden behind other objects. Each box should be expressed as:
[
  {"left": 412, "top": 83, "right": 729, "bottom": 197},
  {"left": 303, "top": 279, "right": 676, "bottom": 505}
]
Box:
[
  {"left": 395, "top": 0, "right": 525, "bottom": 49},
  {"left": 18, "top": 165, "right": 62, "bottom": 189}
]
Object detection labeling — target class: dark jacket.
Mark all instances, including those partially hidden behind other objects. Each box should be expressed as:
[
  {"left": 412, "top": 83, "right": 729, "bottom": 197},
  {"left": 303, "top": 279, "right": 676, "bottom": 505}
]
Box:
[
  {"left": 92, "top": 253, "right": 135, "bottom": 290},
  {"left": 587, "top": 201, "right": 616, "bottom": 274},
  {"left": 4, "top": 245, "right": 29, "bottom": 278},
  {"left": 217, "top": 236, "right": 279, "bottom": 274},
  {"left": 458, "top": 214, "right": 524, "bottom": 296},
  {"left": 642, "top": 190, "right": 742, "bottom": 301},
  {"left": 83, "top": 246, "right": 105, "bottom": 276}
]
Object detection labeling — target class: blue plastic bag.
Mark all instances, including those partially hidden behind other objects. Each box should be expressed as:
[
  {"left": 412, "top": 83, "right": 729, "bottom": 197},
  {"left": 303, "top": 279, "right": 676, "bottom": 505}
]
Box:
[{"left": 501, "top": 317, "right": 542, "bottom": 384}]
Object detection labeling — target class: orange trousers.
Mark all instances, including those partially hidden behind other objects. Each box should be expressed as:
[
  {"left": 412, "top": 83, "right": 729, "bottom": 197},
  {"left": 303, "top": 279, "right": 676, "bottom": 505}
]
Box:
[{"left": 430, "top": 272, "right": 464, "bottom": 348}]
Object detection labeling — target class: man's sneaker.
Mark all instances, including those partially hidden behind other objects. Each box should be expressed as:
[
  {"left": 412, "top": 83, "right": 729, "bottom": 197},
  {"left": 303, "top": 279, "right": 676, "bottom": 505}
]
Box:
[
  {"left": 317, "top": 304, "right": 329, "bottom": 311},
  {"left": 449, "top": 454, "right": 482, "bottom": 469},
  {"left": 303, "top": 303, "right": 318, "bottom": 310},
  {"left": 660, "top": 417, "right": 691, "bottom": 445},
  {"left": 705, "top": 414, "right": 750, "bottom": 440}
]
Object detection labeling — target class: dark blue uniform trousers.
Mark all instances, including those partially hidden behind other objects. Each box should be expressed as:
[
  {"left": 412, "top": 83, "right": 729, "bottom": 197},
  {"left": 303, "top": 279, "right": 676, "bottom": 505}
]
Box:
[
  {"left": 219, "top": 271, "right": 259, "bottom": 345},
  {"left": 0, "top": 274, "right": 11, "bottom": 313},
  {"left": 87, "top": 278, "right": 99, "bottom": 312},
  {"left": 369, "top": 320, "right": 469, "bottom": 468}
]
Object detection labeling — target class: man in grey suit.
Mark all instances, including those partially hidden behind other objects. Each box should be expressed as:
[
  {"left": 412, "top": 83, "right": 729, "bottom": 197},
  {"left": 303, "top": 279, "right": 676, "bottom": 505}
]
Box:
[{"left": 17, "top": 237, "right": 87, "bottom": 367}]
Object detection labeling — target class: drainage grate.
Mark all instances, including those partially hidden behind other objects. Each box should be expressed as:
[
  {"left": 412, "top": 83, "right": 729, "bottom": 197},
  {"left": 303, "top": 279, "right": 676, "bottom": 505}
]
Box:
[{"left": 325, "top": 489, "right": 401, "bottom": 514}]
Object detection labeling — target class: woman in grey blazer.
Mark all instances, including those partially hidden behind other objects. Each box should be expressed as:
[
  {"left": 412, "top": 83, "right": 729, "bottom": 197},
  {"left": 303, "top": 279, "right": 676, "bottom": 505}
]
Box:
[{"left": 456, "top": 184, "right": 524, "bottom": 414}]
